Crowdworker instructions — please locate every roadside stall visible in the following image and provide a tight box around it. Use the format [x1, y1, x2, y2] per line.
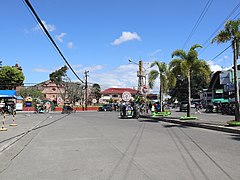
[0, 90, 17, 114]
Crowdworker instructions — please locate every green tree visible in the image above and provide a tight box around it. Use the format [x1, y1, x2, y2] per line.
[170, 44, 210, 117]
[0, 66, 24, 90]
[148, 61, 175, 111]
[90, 83, 101, 102]
[67, 82, 84, 104]
[212, 19, 240, 122]
[18, 87, 44, 100]
[49, 65, 68, 101]
[169, 60, 210, 102]
[49, 65, 68, 86]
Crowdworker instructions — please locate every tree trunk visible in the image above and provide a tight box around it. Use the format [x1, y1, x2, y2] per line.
[159, 77, 162, 112]
[187, 72, 191, 117]
[233, 40, 240, 121]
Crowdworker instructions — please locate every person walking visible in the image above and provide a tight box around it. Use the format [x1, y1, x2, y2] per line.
[195, 103, 201, 114]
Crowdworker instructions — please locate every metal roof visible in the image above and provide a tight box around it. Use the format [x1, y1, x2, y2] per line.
[0, 90, 17, 98]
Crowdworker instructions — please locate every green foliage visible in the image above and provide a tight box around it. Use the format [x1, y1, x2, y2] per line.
[90, 83, 101, 101]
[170, 44, 205, 117]
[0, 66, 24, 90]
[49, 65, 68, 85]
[148, 61, 169, 93]
[169, 77, 188, 102]
[212, 19, 240, 44]
[18, 87, 44, 99]
[148, 61, 170, 112]
[67, 83, 83, 104]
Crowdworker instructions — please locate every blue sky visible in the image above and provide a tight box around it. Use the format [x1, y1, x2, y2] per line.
[1, 0, 240, 90]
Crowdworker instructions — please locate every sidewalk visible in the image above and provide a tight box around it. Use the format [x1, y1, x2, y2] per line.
[140, 109, 240, 134]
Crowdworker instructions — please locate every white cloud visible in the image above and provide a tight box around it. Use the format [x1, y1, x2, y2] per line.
[34, 20, 56, 32]
[150, 49, 162, 57]
[67, 42, 74, 49]
[111, 32, 141, 45]
[74, 64, 105, 74]
[32, 68, 52, 73]
[223, 55, 228, 60]
[55, 33, 67, 42]
[70, 64, 139, 89]
[207, 60, 222, 72]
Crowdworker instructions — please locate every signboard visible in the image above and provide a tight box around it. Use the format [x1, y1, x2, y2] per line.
[122, 91, 132, 102]
[57, 97, 63, 105]
[215, 89, 223, 93]
[99, 98, 104, 103]
[220, 71, 230, 85]
[16, 103, 23, 110]
[25, 102, 32, 107]
[140, 85, 149, 95]
[92, 99, 97, 104]
[224, 83, 234, 91]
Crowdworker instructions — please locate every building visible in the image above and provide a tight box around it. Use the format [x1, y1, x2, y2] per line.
[100, 88, 138, 102]
[207, 67, 240, 103]
[34, 80, 91, 106]
[34, 80, 64, 104]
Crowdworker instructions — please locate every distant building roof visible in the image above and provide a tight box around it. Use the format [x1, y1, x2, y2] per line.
[101, 88, 137, 95]
[208, 71, 221, 90]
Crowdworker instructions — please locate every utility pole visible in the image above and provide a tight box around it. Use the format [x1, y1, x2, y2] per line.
[84, 70, 89, 111]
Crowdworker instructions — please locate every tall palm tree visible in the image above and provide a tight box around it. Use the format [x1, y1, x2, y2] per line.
[148, 61, 172, 112]
[212, 19, 240, 122]
[170, 44, 203, 117]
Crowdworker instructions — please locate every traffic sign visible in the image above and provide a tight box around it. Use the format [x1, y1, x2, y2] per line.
[140, 85, 149, 95]
[92, 99, 97, 104]
[122, 91, 132, 102]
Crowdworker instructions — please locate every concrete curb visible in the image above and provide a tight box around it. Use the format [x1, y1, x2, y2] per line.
[140, 115, 240, 134]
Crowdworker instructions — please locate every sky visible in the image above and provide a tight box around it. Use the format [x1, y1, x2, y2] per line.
[1, 0, 240, 92]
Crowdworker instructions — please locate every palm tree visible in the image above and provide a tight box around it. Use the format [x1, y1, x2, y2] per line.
[148, 61, 173, 112]
[212, 19, 240, 122]
[170, 44, 203, 117]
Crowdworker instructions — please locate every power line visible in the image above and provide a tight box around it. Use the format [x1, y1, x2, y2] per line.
[23, 0, 84, 83]
[199, 1, 240, 55]
[182, 0, 213, 49]
[211, 45, 231, 61]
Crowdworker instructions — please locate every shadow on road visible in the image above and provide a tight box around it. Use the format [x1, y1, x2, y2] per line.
[138, 119, 159, 123]
[230, 134, 240, 141]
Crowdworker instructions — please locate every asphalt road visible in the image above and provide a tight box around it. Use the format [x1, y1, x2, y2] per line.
[0, 112, 239, 180]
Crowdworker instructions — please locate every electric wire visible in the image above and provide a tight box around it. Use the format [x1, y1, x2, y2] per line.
[182, 0, 213, 50]
[22, 0, 84, 83]
[199, 1, 240, 55]
[211, 45, 232, 61]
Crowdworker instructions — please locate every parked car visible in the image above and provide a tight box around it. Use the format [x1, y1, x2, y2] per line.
[98, 104, 113, 111]
[179, 101, 188, 112]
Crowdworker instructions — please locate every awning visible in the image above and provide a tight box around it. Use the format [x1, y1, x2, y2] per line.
[17, 96, 24, 100]
[0, 90, 17, 99]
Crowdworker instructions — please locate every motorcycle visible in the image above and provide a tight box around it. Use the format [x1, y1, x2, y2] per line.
[35, 105, 45, 113]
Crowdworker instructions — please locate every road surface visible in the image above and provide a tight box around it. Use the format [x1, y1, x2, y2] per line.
[0, 112, 239, 180]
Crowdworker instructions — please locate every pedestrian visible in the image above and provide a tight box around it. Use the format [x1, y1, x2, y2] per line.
[195, 103, 201, 114]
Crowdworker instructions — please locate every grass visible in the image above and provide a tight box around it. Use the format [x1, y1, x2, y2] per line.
[152, 111, 171, 117]
[180, 116, 197, 120]
[227, 120, 240, 126]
